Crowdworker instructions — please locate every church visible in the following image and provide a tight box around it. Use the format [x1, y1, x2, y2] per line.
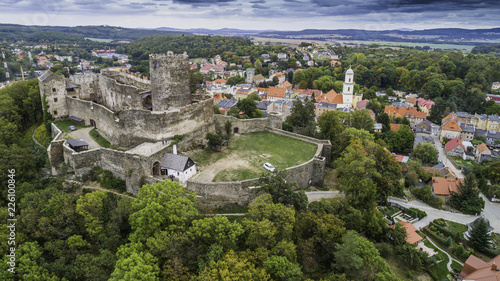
[316, 67, 363, 110]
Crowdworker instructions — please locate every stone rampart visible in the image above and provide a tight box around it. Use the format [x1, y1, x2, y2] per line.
[214, 115, 270, 134]
[186, 128, 330, 206]
[66, 96, 214, 148]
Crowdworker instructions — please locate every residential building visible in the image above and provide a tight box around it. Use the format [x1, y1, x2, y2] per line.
[389, 222, 423, 245]
[267, 100, 293, 115]
[460, 123, 475, 142]
[217, 99, 238, 115]
[416, 98, 435, 113]
[390, 123, 402, 132]
[384, 105, 427, 127]
[315, 102, 337, 117]
[445, 137, 466, 157]
[413, 135, 434, 149]
[476, 143, 492, 162]
[486, 93, 500, 104]
[492, 81, 500, 90]
[459, 254, 500, 280]
[475, 129, 500, 146]
[440, 116, 462, 141]
[415, 120, 433, 134]
[266, 87, 287, 102]
[432, 177, 462, 197]
[356, 99, 369, 110]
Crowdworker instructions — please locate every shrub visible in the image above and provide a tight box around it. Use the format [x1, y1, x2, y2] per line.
[455, 245, 465, 257]
[429, 225, 437, 232]
[444, 237, 452, 248]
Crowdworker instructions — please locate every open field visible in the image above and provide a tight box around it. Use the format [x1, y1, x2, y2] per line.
[188, 131, 317, 182]
[84, 37, 114, 42]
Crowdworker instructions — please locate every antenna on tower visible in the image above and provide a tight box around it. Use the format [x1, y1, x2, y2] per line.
[1, 48, 11, 83]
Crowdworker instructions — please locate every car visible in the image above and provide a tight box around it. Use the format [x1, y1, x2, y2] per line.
[68, 125, 77, 131]
[263, 163, 275, 172]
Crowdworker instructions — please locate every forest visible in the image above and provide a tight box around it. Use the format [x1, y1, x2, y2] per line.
[0, 24, 186, 43]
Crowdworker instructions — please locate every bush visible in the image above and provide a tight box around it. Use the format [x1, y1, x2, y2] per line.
[98, 170, 126, 193]
[455, 245, 465, 257]
[404, 207, 427, 219]
[376, 242, 393, 258]
[411, 186, 444, 209]
[429, 225, 437, 232]
[444, 237, 452, 248]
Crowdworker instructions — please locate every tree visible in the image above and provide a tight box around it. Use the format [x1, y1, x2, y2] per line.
[263, 255, 302, 281]
[411, 142, 438, 165]
[226, 75, 245, 86]
[333, 231, 395, 280]
[318, 110, 344, 142]
[350, 109, 374, 132]
[206, 133, 223, 150]
[110, 243, 160, 281]
[128, 180, 199, 243]
[197, 250, 269, 280]
[314, 75, 335, 93]
[186, 216, 244, 251]
[224, 120, 232, 137]
[449, 174, 485, 215]
[389, 223, 407, 246]
[76, 190, 107, 239]
[467, 218, 492, 253]
[257, 171, 308, 212]
[236, 98, 261, 118]
[285, 98, 315, 135]
[385, 125, 414, 153]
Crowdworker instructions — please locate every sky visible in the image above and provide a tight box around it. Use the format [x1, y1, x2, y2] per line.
[0, 0, 499, 31]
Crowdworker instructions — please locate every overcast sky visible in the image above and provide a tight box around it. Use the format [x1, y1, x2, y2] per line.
[0, 0, 498, 31]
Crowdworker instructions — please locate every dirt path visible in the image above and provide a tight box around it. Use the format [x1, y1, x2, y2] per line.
[32, 124, 45, 148]
[192, 154, 254, 182]
[81, 182, 135, 199]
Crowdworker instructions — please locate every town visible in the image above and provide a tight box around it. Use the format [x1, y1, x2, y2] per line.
[1, 23, 500, 281]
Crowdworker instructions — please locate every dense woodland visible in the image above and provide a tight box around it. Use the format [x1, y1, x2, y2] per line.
[1, 34, 500, 280]
[0, 24, 186, 43]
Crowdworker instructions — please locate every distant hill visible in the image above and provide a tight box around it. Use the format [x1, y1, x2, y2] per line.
[0, 24, 189, 43]
[471, 44, 500, 56]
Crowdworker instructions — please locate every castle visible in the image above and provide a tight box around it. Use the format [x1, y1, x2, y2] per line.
[40, 52, 330, 205]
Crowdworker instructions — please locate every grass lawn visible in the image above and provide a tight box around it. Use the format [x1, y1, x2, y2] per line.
[445, 221, 468, 239]
[34, 123, 52, 147]
[89, 128, 111, 148]
[53, 119, 89, 134]
[451, 260, 462, 273]
[191, 131, 317, 182]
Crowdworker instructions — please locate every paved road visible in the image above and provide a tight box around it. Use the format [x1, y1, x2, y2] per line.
[427, 133, 464, 178]
[388, 196, 478, 229]
[67, 127, 101, 150]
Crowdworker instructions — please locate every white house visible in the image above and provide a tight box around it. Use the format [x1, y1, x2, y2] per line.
[160, 152, 197, 184]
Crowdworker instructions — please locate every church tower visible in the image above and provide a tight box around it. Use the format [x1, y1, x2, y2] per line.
[342, 67, 354, 105]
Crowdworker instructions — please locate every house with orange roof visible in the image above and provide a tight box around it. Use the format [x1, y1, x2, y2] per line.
[266, 87, 287, 102]
[390, 123, 402, 132]
[293, 89, 322, 99]
[405, 97, 417, 106]
[317, 89, 342, 103]
[459, 254, 500, 280]
[270, 72, 286, 84]
[212, 79, 227, 86]
[475, 143, 492, 162]
[440, 116, 462, 141]
[281, 80, 292, 90]
[431, 177, 463, 197]
[384, 105, 427, 127]
[356, 99, 369, 110]
[212, 93, 224, 104]
[445, 137, 466, 156]
[389, 222, 423, 245]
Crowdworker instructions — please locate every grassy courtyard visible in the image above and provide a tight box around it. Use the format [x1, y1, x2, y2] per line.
[189, 131, 317, 182]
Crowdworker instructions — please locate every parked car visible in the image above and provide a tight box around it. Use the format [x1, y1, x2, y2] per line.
[68, 125, 77, 131]
[263, 163, 275, 172]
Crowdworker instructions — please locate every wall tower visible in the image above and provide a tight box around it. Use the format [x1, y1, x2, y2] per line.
[150, 52, 191, 111]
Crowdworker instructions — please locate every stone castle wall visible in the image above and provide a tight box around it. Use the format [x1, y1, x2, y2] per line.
[65, 96, 215, 148]
[214, 115, 271, 134]
[101, 70, 151, 90]
[70, 74, 100, 101]
[39, 73, 70, 119]
[150, 52, 191, 111]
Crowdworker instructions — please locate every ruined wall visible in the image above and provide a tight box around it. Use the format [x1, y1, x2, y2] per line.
[98, 74, 147, 111]
[102, 71, 151, 90]
[62, 139, 175, 195]
[66, 96, 215, 148]
[70, 74, 100, 101]
[39, 73, 69, 119]
[150, 52, 191, 111]
[214, 115, 270, 134]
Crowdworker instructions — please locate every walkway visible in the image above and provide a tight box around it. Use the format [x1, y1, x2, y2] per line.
[305, 191, 340, 202]
[427, 133, 464, 178]
[32, 124, 45, 149]
[66, 127, 101, 150]
[425, 234, 463, 272]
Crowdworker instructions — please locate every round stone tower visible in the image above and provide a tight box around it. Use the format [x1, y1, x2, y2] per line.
[150, 52, 191, 111]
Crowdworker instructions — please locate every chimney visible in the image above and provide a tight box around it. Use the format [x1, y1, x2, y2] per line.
[492, 262, 497, 271]
[173, 144, 177, 155]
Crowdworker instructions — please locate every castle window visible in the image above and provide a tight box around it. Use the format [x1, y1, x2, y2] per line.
[52, 88, 56, 92]
[54, 98, 58, 103]
[53, 110, 58, 116]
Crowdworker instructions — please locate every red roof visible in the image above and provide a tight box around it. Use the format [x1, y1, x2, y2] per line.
[445, 137, 465, 153]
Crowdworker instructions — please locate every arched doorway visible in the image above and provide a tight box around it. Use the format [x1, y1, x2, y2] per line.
[90, 119, 96, 128]
[152, 162, 161, 176]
